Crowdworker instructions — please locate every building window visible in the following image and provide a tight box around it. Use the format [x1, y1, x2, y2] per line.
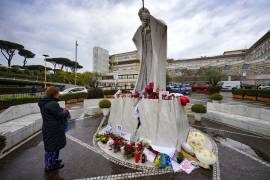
[242, 63, 250, 70]
[224, 65, 232, 70]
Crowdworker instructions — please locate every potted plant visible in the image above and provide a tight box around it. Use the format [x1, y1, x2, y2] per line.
[209, 93, 223, 103]
[191, 104, 207, 121]
[99, 99, 111, 116]
[0, 134, 6, 152]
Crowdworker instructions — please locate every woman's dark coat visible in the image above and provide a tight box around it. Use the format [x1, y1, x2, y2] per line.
[38, 96, 69, 152]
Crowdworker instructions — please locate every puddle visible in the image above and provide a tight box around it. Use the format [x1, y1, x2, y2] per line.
[216, 137, 260, 159]
[69, 106, 83, 109]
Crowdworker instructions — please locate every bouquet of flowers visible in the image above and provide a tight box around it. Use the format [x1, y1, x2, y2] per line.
[144, 82, 159, 99]
[132, 91, 140, 98]
[124, 143, 136, 159]
[112, 139, 124, 153]
[95, 133, 109, 144]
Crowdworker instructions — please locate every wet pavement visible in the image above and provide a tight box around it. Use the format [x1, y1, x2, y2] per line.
[189, 117, 270, 180]
[0, 116, 136, 180]
[0, 103, 270, 180]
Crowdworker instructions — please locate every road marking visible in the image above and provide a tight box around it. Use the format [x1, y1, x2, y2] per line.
[73, 170, 170, 180]
[66, 134, 97, 153]
[191, 125, 268, 139]
[222, 143, 270, 168]
[73, 117, 86, 121]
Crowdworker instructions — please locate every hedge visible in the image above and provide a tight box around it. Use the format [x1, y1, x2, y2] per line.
[103, 89, 118, 96]
[232, 89, 270, 98]
[258, 89, 270, 98]
[232, 89, 246, 96]
[0, 96, 40, 109]
[87, 88, 104, 99]
[59, 92, 87, 101]
[0, 92, 87, 110]
[245, 89, 258, 97]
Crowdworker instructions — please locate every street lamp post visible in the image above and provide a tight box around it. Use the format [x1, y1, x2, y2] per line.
[43, 54, 49, 89]
[75, 40, 78, 85]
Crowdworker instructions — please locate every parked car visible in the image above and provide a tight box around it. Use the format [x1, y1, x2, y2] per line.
[220, 81, 241, 90]
[166, 85, 192, 95]
[191, 83, 209, 91]
[59, 87, 87, 94]
[258, 84, 270, 89]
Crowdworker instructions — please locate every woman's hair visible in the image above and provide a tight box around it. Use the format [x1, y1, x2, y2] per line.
[45, 86, 59, 97]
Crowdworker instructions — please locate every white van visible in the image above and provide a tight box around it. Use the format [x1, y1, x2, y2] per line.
[220, 81, 241, 90]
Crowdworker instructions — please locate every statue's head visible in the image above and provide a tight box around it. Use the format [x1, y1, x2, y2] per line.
[138, 7, 150, 27]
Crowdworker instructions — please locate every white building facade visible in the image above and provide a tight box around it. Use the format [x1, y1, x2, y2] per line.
[93, 47, 109, 73]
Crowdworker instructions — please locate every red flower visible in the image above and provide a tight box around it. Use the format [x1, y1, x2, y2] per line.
[133, 91, 140, 98]
[149, 82, 154, 89]
[145, 85, 151, 92]
[148, 93, 155, 99]
[180, 96, 190, 106]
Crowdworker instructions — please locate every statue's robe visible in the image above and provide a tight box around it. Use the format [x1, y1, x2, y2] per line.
[133, 15, 167, 92]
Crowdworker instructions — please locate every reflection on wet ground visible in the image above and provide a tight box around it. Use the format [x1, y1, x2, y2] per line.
[216, 137, 260, 159]
[189, 117, 270, 163]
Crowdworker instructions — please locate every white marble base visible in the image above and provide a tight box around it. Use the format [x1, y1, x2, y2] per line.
[0, 101, 65, 153]
[205, 102, 270, 137]
[83, 99, 105, 116]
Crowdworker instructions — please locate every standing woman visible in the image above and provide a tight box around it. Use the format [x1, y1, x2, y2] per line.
[38, 86, 70, 172]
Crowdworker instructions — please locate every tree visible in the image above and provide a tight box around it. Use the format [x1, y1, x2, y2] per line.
[58, 58, 72, 70]
[25, 65, 52, 71]
[45, 58, 58, 73]
[18, 49, 35, 67]
[204, 67, 224, 86]
[11, 65, 23, 69]
[69, 61, 83, 72]
[45, 57, 78, 73]
[166, 72, 172, 85]
[0, 40, 24, 67]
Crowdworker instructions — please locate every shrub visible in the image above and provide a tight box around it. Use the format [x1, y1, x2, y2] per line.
[103, 89, 118, 96]
[191, 104, 207, 113]
[0, 92, 87, 110]
[205, 68, 224, 86]
[258, 89, 270, 98]
[0, 134, 7, 151]
[99, 99, 111, 108]
[209, 93, 223, 101]
[232, 89, 270, 99]
[245, 89, 258, 97]
[59, 92, 87, 101]
[208, 86, 222, 94]
[87, 88, 104, 99]
[0, 96, 40, 110]
[232, 89, 246, 97]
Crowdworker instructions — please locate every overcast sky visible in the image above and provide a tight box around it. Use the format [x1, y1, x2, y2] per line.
[0, 0, 270, 71]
